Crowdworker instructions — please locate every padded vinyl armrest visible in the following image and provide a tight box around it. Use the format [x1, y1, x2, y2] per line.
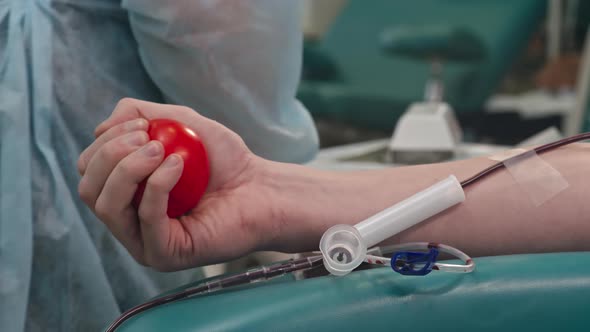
[115, 252, 590, 332]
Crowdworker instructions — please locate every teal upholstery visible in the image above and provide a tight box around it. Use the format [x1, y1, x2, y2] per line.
[380, 26, 486, 62]
[115, 252, 590, 331]
[299, 0, 547, 130]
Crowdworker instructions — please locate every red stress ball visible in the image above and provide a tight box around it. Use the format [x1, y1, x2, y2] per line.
[133, 119, 210, 218]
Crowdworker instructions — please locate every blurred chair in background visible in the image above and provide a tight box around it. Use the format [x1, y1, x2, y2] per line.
[299, 0, 547, 131]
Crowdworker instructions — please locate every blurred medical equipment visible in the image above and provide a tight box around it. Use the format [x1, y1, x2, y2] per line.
[369, 26, 564, 166]
[0, 1, 316, 330]
[298, 0, 546, 131]
[388, 104, 462, 163]
[382, 25, 483, 163]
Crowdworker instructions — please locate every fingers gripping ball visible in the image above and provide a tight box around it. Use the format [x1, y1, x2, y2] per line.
[133, 119, 210, 218]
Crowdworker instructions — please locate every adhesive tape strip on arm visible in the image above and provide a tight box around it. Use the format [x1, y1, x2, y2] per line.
[487, 148, 528, 162]
[495, 150, 569, 207]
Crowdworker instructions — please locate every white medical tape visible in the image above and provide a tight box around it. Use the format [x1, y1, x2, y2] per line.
[501, 150, 569, 206]
[487, 148, 528, 162]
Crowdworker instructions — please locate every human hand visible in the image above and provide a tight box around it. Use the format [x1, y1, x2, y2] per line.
[78, 98, 280, 271]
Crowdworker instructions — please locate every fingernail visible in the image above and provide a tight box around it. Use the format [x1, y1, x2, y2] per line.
[125, 118, 148, 131]
[126, 132, 149, 146]
[140, 141, 162, 157]
[162, 154, 182, 168]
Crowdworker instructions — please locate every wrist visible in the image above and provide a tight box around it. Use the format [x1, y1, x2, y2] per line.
[251, 158, 328, 252]
[252, 159, 395, 253]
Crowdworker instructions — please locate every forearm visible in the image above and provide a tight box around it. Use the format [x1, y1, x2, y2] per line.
[259, 144, 590, 256]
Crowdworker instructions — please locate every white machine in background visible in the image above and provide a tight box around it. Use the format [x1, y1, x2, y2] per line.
[386, 54, 463, 165]
[388, 101, 462, 164]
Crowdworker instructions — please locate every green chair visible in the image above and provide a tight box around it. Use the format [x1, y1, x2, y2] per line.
[114, 252, 590, 331]
[298, 0, 547, 130]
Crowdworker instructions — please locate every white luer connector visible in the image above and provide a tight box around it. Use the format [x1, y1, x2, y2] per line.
[319, 175, 465, 276]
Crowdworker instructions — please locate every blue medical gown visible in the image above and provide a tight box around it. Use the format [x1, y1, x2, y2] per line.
[0, 0, 318, 331]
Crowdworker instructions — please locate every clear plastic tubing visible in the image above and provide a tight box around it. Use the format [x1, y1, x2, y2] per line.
[320, 175, 465, 276]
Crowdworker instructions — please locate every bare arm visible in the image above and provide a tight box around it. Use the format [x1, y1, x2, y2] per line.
[258, 143, 590, 257]
[80, 99, 590, 271]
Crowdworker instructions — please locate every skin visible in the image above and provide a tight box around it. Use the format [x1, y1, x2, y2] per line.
[78, 98, 590, 272]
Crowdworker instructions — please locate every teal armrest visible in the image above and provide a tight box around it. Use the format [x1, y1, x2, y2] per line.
[380, 25, 486, 62]
[116, 252, 590, 332]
